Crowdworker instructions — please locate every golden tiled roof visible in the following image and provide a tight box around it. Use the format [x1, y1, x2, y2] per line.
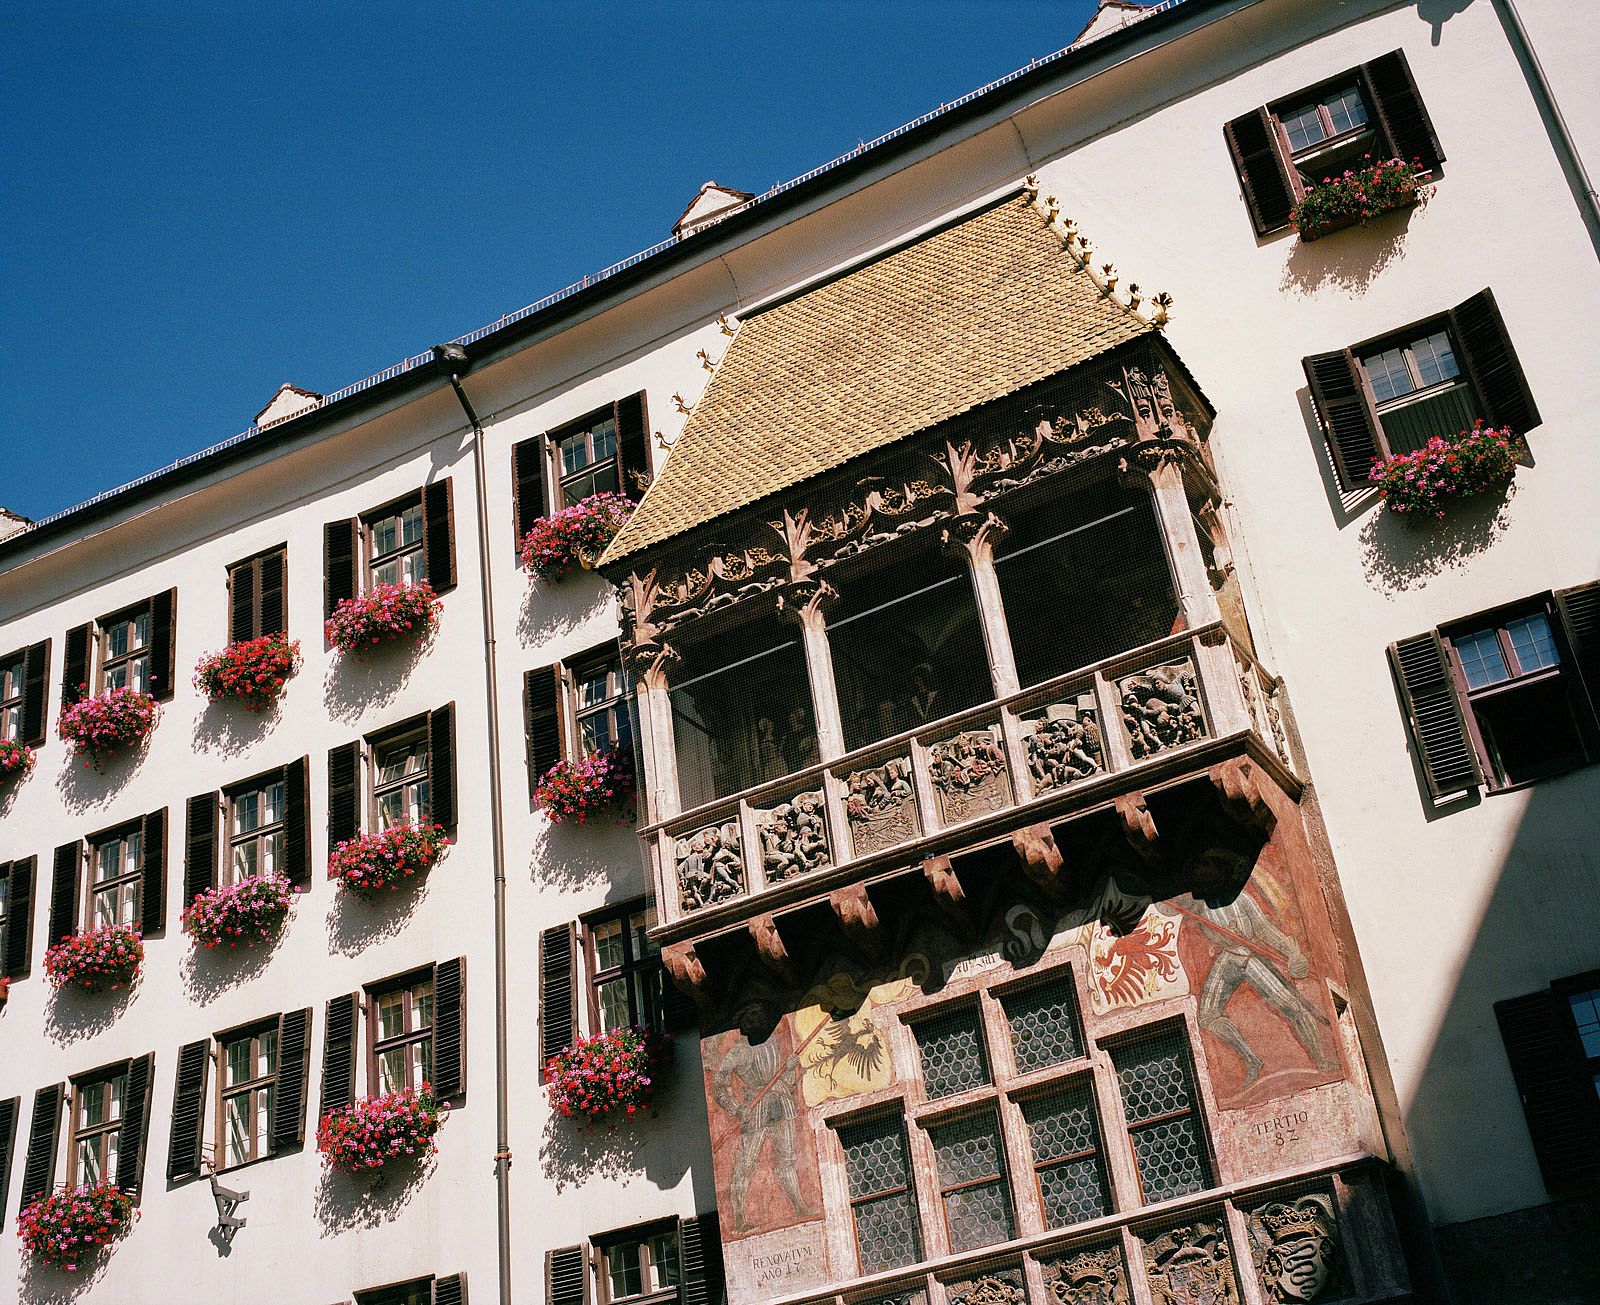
[601, 193, 1152, 564]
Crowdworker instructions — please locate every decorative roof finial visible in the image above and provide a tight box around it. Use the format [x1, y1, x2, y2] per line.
[673, 392, 690, 414]
[716, 314, 735, 336]
[697, 349, 715, 371]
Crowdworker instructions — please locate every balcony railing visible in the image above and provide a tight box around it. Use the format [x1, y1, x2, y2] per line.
[644, 621, 1296, 937]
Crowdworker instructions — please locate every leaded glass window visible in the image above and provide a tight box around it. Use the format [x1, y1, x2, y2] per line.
[928, 1110, 1015, 1253]
[840, 1115, 922, 1275]
[1024, 1083, 1110, 1228]
[914, 1007, 989, 1099]
[1111, 1028, 1211, 1202]
[1003, 977, 1084, 1074]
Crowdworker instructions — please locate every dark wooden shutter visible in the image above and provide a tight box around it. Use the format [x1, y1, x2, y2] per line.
[19, 1084, 63, 1204]
[1304, 349, 1384, 491]
[271, 1007, 313, 1152]
[425, 478, 458, 593]
[1389, 633, 1483, 797]
[322, 992, 359, 1114]
[430, 703, 458, 829]
[324, 518, 358, 620]
[512, 436, 548, 545]
[1555, 582, 1600, 748]
[1450, 288, 1541, 434]
[432, 957, 466, 1100]
[21, 639, 50, 746]
[539, 923, 579, 1077]
[167, 1039, 211, 1181]
[433, 1275, 467, 1305]
[1496, 988, 1600, 1196]
[259, 547, 287, 637]
[327, 741, 361, 851]
[525, 665, 564, 797]
[679, 1212, 727, 1305]
[1363, 50, 1444, 174]
[546, 1246, 589, 1305]
[62, 623, 90, 707]
[184, 793, 219, 906]
[140, 807, 167, 937]
[1225, 108, 1297, 235]
[3, 856, 34, 978]
[0, 1096, 18, 1224]
[149, 587, 177, 702]
[115, 1052, 155, 1195]
[616, 390, 652, 501]
[229, 557, 259, 644]
[284, 755, 311, 884]
[50, 840, 81, 943]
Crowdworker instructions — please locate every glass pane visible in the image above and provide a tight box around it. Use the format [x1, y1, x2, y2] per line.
[1038, 1154, 1110, 1228]
[373, 556, 403, 587]
[260, 1028, 278, 1076]
[233, 790, 260, 836]
[262, 829, 284, 876]
[1025, 1087, 1108, 1227]
[631, 913, 658, 957]
[379, 738, 427, 783]
[231, 839, 260, 881]
[225, 1094, 250, 1166]
[562, 463, 620, 506]
[377, 789, 407, 830]
[106, 620, 130, 659]
[226, 1038, 253, 1086]
[597, 978, 631, 1033]
[1130, 1115, 1209, 1201]
[0, 657, 23, 699]
[943, 1180, 1014, 1252]
[1569, 989, 1600, 1059]
[1362, 346, 1415, 404]
[853, 1192, 922, 1274]
[841, 1116, 910, 1197]
[105, 661, 128, 690]
[377, 991, 407, 1040]
[1004, 977, 1084, 1073]
[77, 1138, 103, 1185]
[1113, 1031, 1197, 1126]
[930, 1112, 1005, 1188]
[606, 1240, 643, 1299]
[592, 418, 618, 462]
[1455, 629, 1510, 690]
[1411, 330, 1460, 387]
[1, 702, 19, 741]
[647, 1229, 680, 1289]
[415, 1040, 434, 1090]
[1324, 85, 1368, 134]
[412, 979, 434, 1030]
[96, 841, 119, 882]
[260, 1084, 274, 1151]
[378, 1046, 408, 1094]
[1507, 614, 1559, 674]
[930, 1110, 1015, 1250]
[399, 504, 423, 546]
[578, 668, 614, 711]
[915, 1008, 990, 1099]
[80, 1087, 104, 1128]
[593, 918, 625, 971]
[1281, 103, 1327, 153]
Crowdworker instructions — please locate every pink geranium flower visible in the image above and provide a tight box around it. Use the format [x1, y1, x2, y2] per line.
[194, 633, 301, 710]
[57, 686, 159, 768]
[328, 823, 449, 895]
[1369, 421, 1524, 519]
[534, 748, 635, 825]
[317, 1085, 448, 1174]
[181, 874, 294, 950]
[518, 493, 634, 583]
[43, 924, 143, 991]
[324, 581, 441, 656]
[545, 1026, 672, 1128]
[16, 1181, 137, 1270]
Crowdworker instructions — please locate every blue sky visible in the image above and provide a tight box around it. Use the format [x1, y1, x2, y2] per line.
[2, 1, 1099, 521]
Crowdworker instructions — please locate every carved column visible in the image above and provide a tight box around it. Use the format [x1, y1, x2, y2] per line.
[1120, 444, 1221, 630]
[626, 643, 682, 824]
[942, 510, 1021, 698]
[776, 578, 846, 762]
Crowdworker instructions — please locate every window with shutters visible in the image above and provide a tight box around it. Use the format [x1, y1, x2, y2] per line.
[598, 1223, 681, 1304]
[372, 723, 432, 830]
[511, 392, 651, 551]
[525, 647, 636, 801]
[585, 902, 668, 1035]
[367, 494, 426, 588]
[557, 410, 622, 507]
[218, 1022, 277, 1169]
[1224, 50, 1442, 236]
[70, 1067, 127, 1185]
[225, 774, 287, 883]
[0, 651, 24, 741]
[1304, 289, 1540, 492]
[99, 604, 152, 694]
[0, 640, 48, 748]
[574, 651, 633, 757]
[226, 544, 288, 641]
[370, 970, 436, 1094]
[329, 707, 456, 848]
[1568, 983, 1600, 1106]
[356, 1278, 433, 1305]
[325, 481, 455, 619]
[63, 590, 176, 705]
[88, 823, 144, 929]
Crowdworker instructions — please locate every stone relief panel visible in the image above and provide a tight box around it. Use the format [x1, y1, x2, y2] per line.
[1142, 1219, 1241, 1305]
[927, 725, 1011, 825]
[943, 1266, 1026, 1305]
[675, 820, 746, 913]
[1039, 1244, 1131, 1304]
[756, 790, 831, 883]
[1022, 694, 1105, 793]
[844, 755, 919, 856]
[1118, 658, 1206, 759]
[1245, 1190, 1344, 1303]
[852, 1290, 928, 1305]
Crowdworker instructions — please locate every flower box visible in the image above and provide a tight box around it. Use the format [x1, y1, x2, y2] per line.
[519, 492, 635, 583]
[194, 633, 301, 710]
[181, 874, 294, 950]
[57, 686, 159, 768]
[1369, 421, 1525, 520]
[328, 823, 449, 895]
[1291, 156, 1428, 242]
[534, 749, 635, 825]
[16, 1181, 137, 1271]
[0, 974, 10, 1006]
[317, 1085, 448, 1175]
[325, 580, 441, 656]
[44, 925, 144, 992]
[545, 1025, 672, 1127]
[0, 737, 35, 780]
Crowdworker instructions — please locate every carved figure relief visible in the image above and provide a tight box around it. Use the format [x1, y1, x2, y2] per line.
[1118, 659, 1205, 759]
[676, 821, 746, 913]
[1143, 1221, 1241, 1305]
[927, 726, 1010, 824]
[1024, 697, 1104, 792]
[1247, 1192, 1343, 1302]
[1040, 1245, 1131, 1304]
[945, 1268, 1026, 1305]
[755, 791, 830, 883]
[845, 756, 918, 856]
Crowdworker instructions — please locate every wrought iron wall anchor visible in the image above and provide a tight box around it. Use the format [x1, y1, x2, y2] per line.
[209, 1172, 249, 1244]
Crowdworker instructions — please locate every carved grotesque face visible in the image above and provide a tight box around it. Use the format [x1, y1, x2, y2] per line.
[1151, 370, 1181, 432]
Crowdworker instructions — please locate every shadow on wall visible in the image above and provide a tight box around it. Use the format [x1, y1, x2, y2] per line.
[1357, 481, 1518, 597]
[313, 1151, 438, 1238]
[179, 916, 294, 1006]
[42, 979, 140, 1048]
[321, 634, 434, 725]
[537, 1064, 704, 1196]
[325, 870, 436, 959]
[53, 742, 146, 815]
[15, 1251, 114, 1303]
[191, 696, 279, 758]
[1416, 0, 1475, 47]
[515, 570, 615, 650]
[529, 816, 642, 896]
[1280, 205, 1416, 298]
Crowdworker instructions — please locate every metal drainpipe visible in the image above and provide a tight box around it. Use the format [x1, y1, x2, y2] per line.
[432, 342, 514, 1305]
[1494, 0, 1600, 259]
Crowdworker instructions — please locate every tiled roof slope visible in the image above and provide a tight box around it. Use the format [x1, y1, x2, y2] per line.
[602, 194, 1152, 564]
